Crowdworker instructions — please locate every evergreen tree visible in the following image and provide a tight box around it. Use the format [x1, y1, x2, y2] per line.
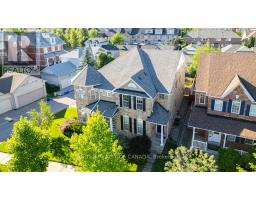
[80, 46, 95, 67]
[76, 28, 88, 47]
[110, 32, 125, 45]
[88, 28, 99, 38]
[69, 28, 78, 48]
[96, 51, 114, 69]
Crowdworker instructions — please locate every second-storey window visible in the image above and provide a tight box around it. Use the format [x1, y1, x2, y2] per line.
[123, 115, 129, 130]
[199, 95, 205, 104]
[214, 100, 223, 111]
[231, 100, 241, 114]
[137, 119, 143, 135]
[249, 104, 256, 117]
[159, 94, 165, 100]
[91, 89, 97, 99]
[136, 97, 143, 110]
[123, 95, 130, 108]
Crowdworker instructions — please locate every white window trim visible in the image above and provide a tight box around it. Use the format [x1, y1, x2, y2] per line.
[249, 104, 256, 117]
[226, 135, 236, 142]
[231, 100, 241, 114]
[199, 94, 206, 105]
[122, 95, 130, 108]
[123, 115, 129, 131]
[136, 97, 143, 111]
[214, 100, 223, 111]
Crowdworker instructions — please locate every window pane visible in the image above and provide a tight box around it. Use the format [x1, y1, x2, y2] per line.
[136, 98, 143, 110]
[199, 95, 205, 104]
[214, 100, 223, 111]
[137, 119, 143, 135]
[123, 95, 130, 108]
[249, 104, 256, 117]
[231, 100, 241, 114]
[123, 115, 129, 130]
[227, 135, 236, 142]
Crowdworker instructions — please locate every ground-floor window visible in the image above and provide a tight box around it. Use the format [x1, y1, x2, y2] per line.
[226, 135, 236, 142]
[123, 115, 129, 131]
[137, 119, 143, 135]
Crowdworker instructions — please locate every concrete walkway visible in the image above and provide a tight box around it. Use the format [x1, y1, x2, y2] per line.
[0, 152, 75, 172]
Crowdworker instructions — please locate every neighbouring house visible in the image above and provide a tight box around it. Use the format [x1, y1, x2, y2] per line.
[0, 31, 65, 67]
[0, 72, 47, 115]
[72, 46, 186, 147]
[183, 29, 241, 47]
[188, 52, 256, 154]
[59, 47, 84, 66]
[41, 61, 77, 90]
[85, 38, 120, 61]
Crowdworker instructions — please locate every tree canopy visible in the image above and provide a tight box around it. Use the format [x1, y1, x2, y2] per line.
[110, 32, 125, 45]
[187, 42, 220, 77]
[164, 146, 217, 172]
[70, 111, 136, 172]
[80, 47, 95, 67]
[96, 51, 114, 69]
[9, 117, 50, 172]
[88, 28, 99, 38]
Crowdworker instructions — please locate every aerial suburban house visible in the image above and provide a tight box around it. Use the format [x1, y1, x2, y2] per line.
[59, 47, 84, 67]
[184, 29, 241, 47]
[188, 52, 256, 154]
[0, 72, 47, 115]
[72, 46, 186, 147]
[221, 44, 254, 53]
[85, 38, 120, 61]
[40, 61, 78, 90]
[0, 31, 65, 67]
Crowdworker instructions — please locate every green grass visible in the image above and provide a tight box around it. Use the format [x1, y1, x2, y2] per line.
[0, 164, 9, 172]
[54, 107, 78, 119]
[0, 140, 11, 153]
[151, 138, 177, 172]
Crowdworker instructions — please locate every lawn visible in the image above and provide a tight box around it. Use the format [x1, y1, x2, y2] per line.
[0, 108, 78, 165]
[151, 138, 177, 172]
[0, 164, 9, 172]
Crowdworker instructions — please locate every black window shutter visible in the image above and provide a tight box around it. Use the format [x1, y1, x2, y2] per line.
[227, 99, 232, 113]
[210, 99, 215, 110]
[245, 104, 251, 116]
[133, 96, 137, 110]
[240, 101, 245, 115]
[143, 98, 146, 111]
[119, 94, 123, 107]
[129, 117, 132, 132]
[143, 121, 146, 136]
[222, 101, 227, 112]
[134, 119, 137, 134]
[128, 96, 132, 109]
[120, 116, 123, 130]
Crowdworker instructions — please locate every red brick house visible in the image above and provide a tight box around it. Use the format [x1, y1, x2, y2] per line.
[188, 52, 256, 154]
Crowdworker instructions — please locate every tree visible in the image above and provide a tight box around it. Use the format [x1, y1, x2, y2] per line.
[88, 28, 99, 38]
[27, 100, 54, 130]
[69, 28, 78, 48]
[70, 111, 136, 172]
[96, 52, 114, 69]
[110, 32, 125, 45]
[248, 36, 255, 48]
[218, 148, 241, 172]
[76, 28, 88, 47]
[187, 42, 220, 77]
[9, 117, 50, 172]
[64, 28, 72, 47]
[237, 146, 256, 172]
[80, 47, 95, 67]
[164, 146, 217, 172]
[52, 28, 65, 41]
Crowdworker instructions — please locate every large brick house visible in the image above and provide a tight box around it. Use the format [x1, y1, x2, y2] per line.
[72, 46, 186, 146]
[0, 31, 65, 67]
[188, 52, 256, 154]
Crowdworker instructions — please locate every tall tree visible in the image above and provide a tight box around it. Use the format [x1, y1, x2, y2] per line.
[69, 28, 78, 48]
[76, 28, 88, 47]
[80, 46, 95, 67]
[96, 51, 114, 69]
[70, 111, 136, 172]
[88, 28, 99, 38]
[248, 36, 255, 48]
[52, 28, 65, 41]
[64, 28, 72, 47]
[165, 146, 217, 172]
[27, 100, 54, 130]
[110, 32, 125, 45]
[9, 117, 50, 172]
[187, 42, 220, 77]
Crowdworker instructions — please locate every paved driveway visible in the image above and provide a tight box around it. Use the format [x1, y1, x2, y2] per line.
[0, 91, 76, 142]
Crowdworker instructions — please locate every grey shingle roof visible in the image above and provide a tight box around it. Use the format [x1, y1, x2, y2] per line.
[147, 102, 171, 125]
[101, 44, 119, 51]
[59, 48, 84, 59]
[185, 29, 241, 39]
[0, 76, 13, 94]
[41, 61, 77, 76]
[114, 89, 149, 98]
[86, 100, 118, 118]
[188, 106, 256, 139]
[221, 44, 253, 53]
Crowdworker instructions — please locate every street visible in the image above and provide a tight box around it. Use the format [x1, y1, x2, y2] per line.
[0, 91, 76, 142]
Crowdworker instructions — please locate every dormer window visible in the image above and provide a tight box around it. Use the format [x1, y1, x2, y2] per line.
[231, 100, 241, 114]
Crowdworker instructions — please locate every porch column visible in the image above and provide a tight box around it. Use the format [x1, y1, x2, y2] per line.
[110, 118, 113, 132]
[223, 134, 227, 148]
[191, 127, 195, 148]
[160, 125, 164, 146]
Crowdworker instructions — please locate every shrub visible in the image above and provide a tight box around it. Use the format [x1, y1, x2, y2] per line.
[50, 137, 71, 163]
[45, 83, 60, 94]
[218, 148, 241, 172]
[125, 136, 151, 165]
[62, 121, 83, 138]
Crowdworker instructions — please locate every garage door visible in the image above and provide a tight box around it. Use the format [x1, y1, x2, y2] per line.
[0, 98, 12, 115]
[60, 78, 71, 89]
[17, 88, 45, 108]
